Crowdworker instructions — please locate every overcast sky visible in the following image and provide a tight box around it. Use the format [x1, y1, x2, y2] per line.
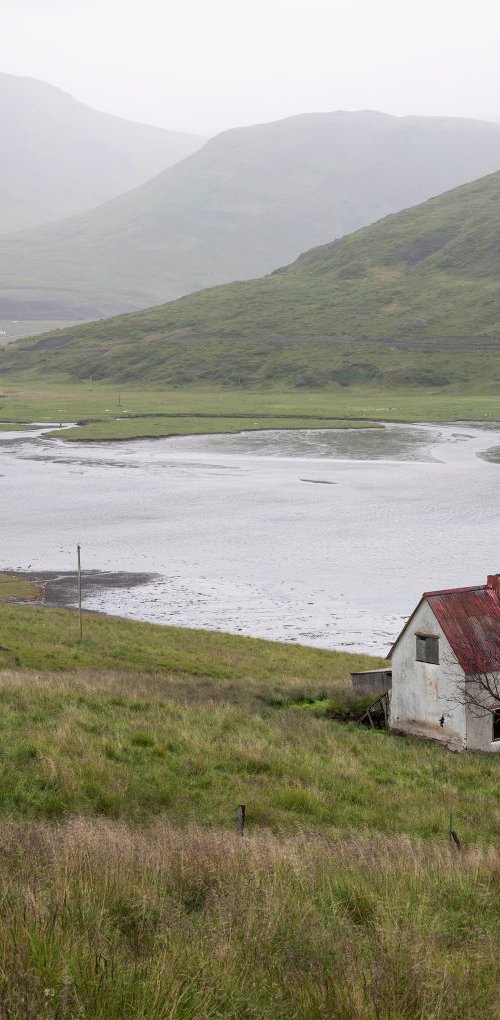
[0, 0, 498, 136]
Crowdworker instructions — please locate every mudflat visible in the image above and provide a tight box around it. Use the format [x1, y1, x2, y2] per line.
[1, 421, 500, 653]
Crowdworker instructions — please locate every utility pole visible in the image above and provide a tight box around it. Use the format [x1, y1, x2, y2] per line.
[77, 543, 83, 639]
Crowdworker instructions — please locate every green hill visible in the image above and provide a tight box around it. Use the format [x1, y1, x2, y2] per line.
[0, 72, 204, 236]
[5, 170, 500, 390]
[4, 110, 500, 320]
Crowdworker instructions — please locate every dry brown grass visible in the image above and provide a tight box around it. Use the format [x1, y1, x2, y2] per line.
[0, 818, 497, 1018]
[0, 668, 182, 698]
[0, 665, 352, 707]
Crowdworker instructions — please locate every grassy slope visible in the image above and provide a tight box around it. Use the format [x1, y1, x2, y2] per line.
[0, 601, 499, 1014]
[0, 602, 498, 842]
[0, 601, 375, 680]
[4, 172, 500, 394]
[4, 112, 500, 317]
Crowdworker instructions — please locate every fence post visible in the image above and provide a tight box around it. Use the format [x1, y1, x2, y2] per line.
[449, 811, 461, 849]
[237, 804, 246, 837]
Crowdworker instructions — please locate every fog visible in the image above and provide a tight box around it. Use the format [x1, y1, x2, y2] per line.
[0, 0, 498, 135]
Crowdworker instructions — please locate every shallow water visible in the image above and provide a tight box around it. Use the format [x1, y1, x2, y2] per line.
[1, 421, 500, 654]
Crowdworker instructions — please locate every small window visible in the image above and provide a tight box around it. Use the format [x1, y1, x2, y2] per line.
[416, 635, 439, 664]
[492, 710, 500, 742]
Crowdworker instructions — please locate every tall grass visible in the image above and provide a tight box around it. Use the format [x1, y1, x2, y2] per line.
[0, 818, 497, 1018]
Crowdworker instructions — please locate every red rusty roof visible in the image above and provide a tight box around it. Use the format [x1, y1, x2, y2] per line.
[390, 576, 500, 673]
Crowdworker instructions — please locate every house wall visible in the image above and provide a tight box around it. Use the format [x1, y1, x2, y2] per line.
[466, 674, 500, 752]
[390, 600, 466, 750]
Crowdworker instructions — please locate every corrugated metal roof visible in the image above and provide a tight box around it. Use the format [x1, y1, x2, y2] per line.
[389, 576, 500, 673]
[426, 584, 500, 673]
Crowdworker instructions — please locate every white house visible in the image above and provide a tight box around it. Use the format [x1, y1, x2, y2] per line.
[389, 574, 500, 752]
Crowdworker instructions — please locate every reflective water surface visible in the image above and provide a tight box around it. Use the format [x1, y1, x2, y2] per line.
[1, 422, 499, 654]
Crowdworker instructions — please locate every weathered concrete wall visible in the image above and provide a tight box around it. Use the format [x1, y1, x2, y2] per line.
[390, 600, 466, 750]
[466, 676, 500, 752]
[351, 669, 392, 695]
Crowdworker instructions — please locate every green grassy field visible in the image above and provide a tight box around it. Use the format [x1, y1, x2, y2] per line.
[2, 378, 500, 442]
[0, 599, 499, 1015]
[45, 415, 377, 442]
[0, 571, 40, 600]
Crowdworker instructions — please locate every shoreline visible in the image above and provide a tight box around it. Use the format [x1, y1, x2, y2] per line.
[3, 415, 500, 446]
[0, 416, 381, 445]
[1, 569, 157, 613]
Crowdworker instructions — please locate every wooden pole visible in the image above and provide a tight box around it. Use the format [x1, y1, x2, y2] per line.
[449, 811, 461, 850]
[237, 804, 246, 837]
[77, 543, 83, 639]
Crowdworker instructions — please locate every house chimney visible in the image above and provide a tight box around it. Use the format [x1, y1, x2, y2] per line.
[487, 574, 500, 597]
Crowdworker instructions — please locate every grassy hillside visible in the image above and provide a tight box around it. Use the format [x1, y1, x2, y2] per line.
[5, 170, 500, 391]
[0, 600, 498, 1014]
[0, 599, 497, 841]
[4, 110, 500, 318]
[0, 72, 204, 237]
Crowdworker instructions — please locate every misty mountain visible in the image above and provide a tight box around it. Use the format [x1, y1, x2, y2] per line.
[7, 169, 500, 390]
[3, 110, 500, 320]
[0, 72, 204, 235]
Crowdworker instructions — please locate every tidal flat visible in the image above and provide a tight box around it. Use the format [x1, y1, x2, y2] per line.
[1, 421, 500, 653]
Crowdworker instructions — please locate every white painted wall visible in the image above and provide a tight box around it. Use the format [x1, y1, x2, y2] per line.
[390, 599, 466, 750]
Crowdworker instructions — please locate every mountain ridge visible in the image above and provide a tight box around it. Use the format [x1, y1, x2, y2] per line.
[0, 71, 204, 236]
[4, 110, 500, 319]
